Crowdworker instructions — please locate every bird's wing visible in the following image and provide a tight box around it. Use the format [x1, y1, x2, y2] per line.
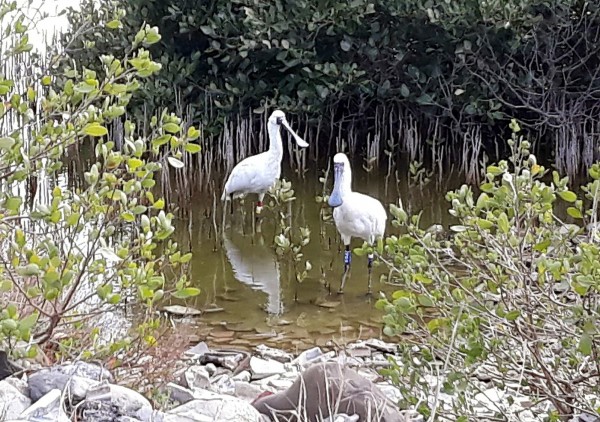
[222, 154, 266, 197]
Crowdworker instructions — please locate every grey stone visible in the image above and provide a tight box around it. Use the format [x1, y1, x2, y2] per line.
[167, 389, 262, 422]
[291, 347, 324, 367]
[166, 382, 195, 405]
[266, 377, 294, 390]
[212, 374, 235, 395]
[364, 339, 397, 354]
[86, 382, 153, 421]
[19, 389, 69, 422]
[204, 363, 217, 376]
[234, 381, 264, 403]
[249, 357, 285, 380]
[27, 361, 111, 402]
[252, 362, 404, 422]
[184, 341, 210, 359]
[579, 413, 600, 422]
[232, 370, 251, 382]
[0, 378, 31, 420]
[323, 415, 360, 422]
[254, 344, 293, 363]
[77, 400, 120, 422]
[0, 351, 21, 381]
[184, 365, 211, 390]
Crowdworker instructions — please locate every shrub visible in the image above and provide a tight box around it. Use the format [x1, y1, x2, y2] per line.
[376, 121, 600, 419]
[0, 2, 201, 362]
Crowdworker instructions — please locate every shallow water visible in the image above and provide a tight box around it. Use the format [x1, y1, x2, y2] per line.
[165, 163, 458, 351]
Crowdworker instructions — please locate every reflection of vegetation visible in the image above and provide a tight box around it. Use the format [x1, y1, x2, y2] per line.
[268, 179, 312, 301]
[0, 4, 199, 362]
[63, 0, 600, 179]
[378, 121, 600, 419]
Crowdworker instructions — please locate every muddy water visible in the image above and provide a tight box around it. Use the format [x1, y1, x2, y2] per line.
[164, 162, 458, 352]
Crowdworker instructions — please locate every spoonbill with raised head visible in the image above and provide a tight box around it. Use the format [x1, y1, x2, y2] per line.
[221, 110, 308, 214]
[328, 152, 387, 294]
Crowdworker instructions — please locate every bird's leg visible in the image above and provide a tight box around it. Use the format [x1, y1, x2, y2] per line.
[256, 193, 265, 215]
[339, 245, 351, 294]
[367, 252, 374, 295]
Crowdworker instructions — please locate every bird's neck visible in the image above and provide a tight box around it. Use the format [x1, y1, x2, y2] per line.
[339, 167, 352, 194]
[267, 123, 283, 159]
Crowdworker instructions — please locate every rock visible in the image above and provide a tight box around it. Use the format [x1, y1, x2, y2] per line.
[0, 351, 21, 381]
[161, 305, 202, 316]
[400, 409, 425, 422]
[85, 382, 153, 421]
[377, 382, 402, 403]
[252, 362, 404, 422]
[184, 365, 211, 390]
[19, 389, 69, 422]
[266, 377, 294, 390]
[364, 339, 397, 354]
[323, 415, 360, 422]
[27, 361, 113, 402]
[249, 357, 285, 380]
[234, 381, 264, 403]
[580, 414, 600, 422]
[167, 388, 262, 421]
[28, 371, 100, 402]
[0, 378, 31, 419]
[212, 373, 235, 395]
[232, 370, 251, 382]
[199, 350, 248, 371]
[292, 346, 322, 366]
[254, 344, 293, 363]
[184, 341, 210, 359]
[166, 382, 195, 405]
[205, 363, 217, 376]
[77, 400, 120, 421]
[346, 345, 371, 358]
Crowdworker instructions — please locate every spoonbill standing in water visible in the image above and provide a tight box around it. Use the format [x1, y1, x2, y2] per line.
[221, 110, 308, 214]
[328, 152, 387, 294]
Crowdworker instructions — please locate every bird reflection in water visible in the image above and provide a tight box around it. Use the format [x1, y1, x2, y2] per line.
[222, 230, 282, 315]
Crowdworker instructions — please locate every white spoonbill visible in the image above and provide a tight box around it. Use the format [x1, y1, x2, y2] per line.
[328, 152, 387, 294]
[221, 110, 308, 214]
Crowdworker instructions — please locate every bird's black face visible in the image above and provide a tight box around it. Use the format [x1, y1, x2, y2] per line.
[276, 117, 283, 125]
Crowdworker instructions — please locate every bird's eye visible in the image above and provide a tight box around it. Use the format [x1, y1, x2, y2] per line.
[276, 117, 283, 125]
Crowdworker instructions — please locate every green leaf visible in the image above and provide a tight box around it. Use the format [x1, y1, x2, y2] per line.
[578, 333, 592, 356]
[19, 312, 38, 330]
[106, 19, 121, 29]
[184, 143, 201, 154]
[173, 287, 201, 299]
[83, 123, 108, 137]
[567, 207, 582, 219]
[417, 294, 434, 307]
[163, 122, 180, 134]
[0, 280, 13, 292]
[498, 212, 510, 234]
[505, 309, 520, 321]
[558, 191, 577, 203]
[0, 136, 15, 150]
[16, 264, 40, 276]
[533, 240, 551, 252]
[127, 158, 143, 170]
[5, 196, 22, 211]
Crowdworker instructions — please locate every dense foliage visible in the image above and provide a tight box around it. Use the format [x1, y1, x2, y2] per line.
[62, 0, 600, 178]
[374, 122, 600, 419]
[0, 3, 200, 361]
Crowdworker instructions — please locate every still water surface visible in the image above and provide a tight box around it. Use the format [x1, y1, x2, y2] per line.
[166, 163, 458, 351]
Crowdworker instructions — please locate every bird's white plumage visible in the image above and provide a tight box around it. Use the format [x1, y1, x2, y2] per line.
[333, 192, 387, 244]
[329, 153, 387, 245]
[221, 110, 307, 202]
